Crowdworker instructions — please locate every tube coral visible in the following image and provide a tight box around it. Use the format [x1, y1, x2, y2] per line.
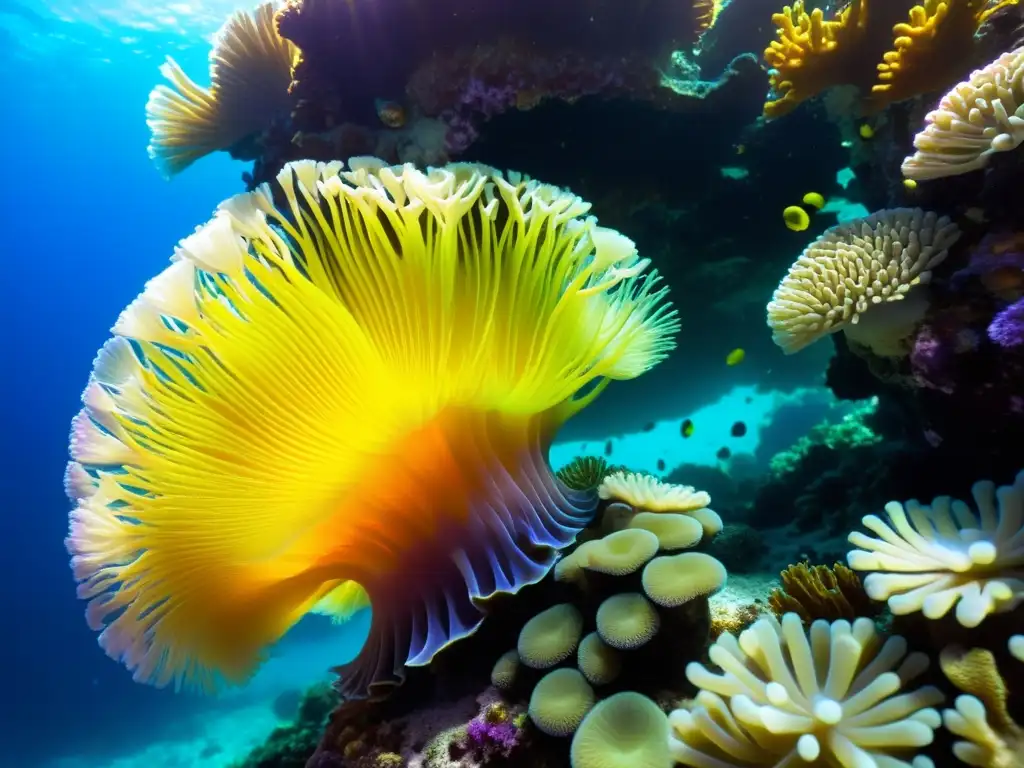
[63, 158, 679, 697]
[145, 2, 297, 177]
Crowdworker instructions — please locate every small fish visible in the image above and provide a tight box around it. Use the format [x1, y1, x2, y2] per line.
[783, 205, 809, 232]
[716, 446, 731, 460]
[375, 99, 406, 128]
[656, 458, 666, 471]
[680, 419, 695, 438]
[604, 440, 613, 456]
[735, 143, 746, 155]
[731, 421, 747, 437]
[725, 348, 745, 366]
[801, 191, 825, 210]
[859, 123, 875, 140]
[903, 178, 918, 190]
[642, 421, 655, 432]
[744, 396, 753, 404]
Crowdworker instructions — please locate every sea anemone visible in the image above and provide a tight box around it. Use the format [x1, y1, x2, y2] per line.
[847, 470, 1024, 627]
[767, 208, 961, 356]
[670, 613, 944, 767]
[64, 158, 678, 697]
[902, 45, 1024, 180]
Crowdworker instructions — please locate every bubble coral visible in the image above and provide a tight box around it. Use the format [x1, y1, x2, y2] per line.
[767, 208, 961, 357]
[63, 158, 679, 697]
[145, 2, 296, 177]
[901, 45, 1024, 180]
[847, 470, 1024, 628]
[669, 613, 945, 768]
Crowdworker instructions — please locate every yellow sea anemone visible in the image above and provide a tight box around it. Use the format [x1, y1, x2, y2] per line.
[146, 2, 297, 178]
[64, 158, 679, 696]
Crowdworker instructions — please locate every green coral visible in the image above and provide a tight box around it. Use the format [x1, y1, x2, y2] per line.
[769, 398, 881, 477]
[231, 682, 339, 768]
[556, 456, 627, 491]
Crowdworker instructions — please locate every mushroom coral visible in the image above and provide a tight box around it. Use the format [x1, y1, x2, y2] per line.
[598, 471, 722, 536]
[902, 46, 1024, 180]
[145, 2, 296, 177]
[63, 158, 679, 698]
[669, 613, 945, 768]
[847, 470, 1024, 628]
[766, 208, 961, 357]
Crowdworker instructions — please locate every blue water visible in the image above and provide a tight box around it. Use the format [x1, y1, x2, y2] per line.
[1, 3, 843, 765]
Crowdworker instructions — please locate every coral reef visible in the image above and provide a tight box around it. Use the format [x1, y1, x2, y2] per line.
[233, 683, 338, 768]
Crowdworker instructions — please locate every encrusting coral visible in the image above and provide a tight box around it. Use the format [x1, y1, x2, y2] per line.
[767, 208, 961, 357]
[902, 46, 1024, 181]
[145, 2, 297, 177]
[63, 159, 680, 698]
[768, 561, 879, 623]
[669, 613, 945, 768]
[847, 470, 1024, 628]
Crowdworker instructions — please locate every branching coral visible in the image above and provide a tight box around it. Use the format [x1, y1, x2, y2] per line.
[869, 1, 1021, 112]
[767, 208, 961, 356]
[762, 0, 870, 119]
[847, 470, 1024, 627]
[145, 2, 296, 177]
[64, 159, 680, 698]
[768, 561, 878, 623]
[669, 613, 945, 768]
[940, 643, 1024, 767]
[902, 45, 1024, 180]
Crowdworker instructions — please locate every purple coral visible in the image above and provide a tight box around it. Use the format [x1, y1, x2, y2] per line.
[988, 298, 1024, 348]
[466, 718, 520, 753]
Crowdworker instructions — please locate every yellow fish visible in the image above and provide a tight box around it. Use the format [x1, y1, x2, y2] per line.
[726, 348, 745, 366]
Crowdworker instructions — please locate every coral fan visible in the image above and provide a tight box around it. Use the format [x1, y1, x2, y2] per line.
[146, 2, 296, 176]
[847, 470, 1024, 627]
[902, 46, 1024, 180]
[63, 159, 679, 698]
[669, 613, 945, 767]
[767, 208, 961, 356]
